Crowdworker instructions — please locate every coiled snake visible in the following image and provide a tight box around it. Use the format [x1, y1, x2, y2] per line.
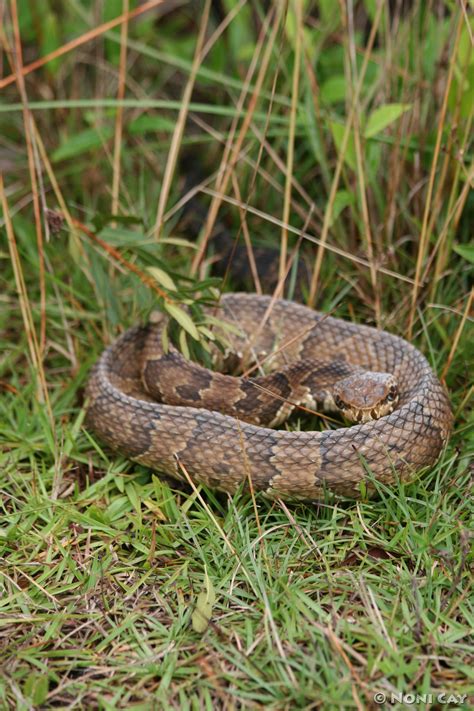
[86, 293, 452, 499]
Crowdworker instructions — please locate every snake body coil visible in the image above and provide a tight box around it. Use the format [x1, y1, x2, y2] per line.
[86, 294, 452, 499]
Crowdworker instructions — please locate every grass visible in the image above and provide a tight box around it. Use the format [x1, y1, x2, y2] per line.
[0, 0, 473, 708]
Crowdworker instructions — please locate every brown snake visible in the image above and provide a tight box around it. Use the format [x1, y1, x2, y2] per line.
[85, 293, 452, 499]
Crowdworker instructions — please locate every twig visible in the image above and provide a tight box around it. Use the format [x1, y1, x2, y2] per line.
[280, 0, 302, 282]
[308, 0, 385, 307]
[70, 217, 171, 302]
[407, 12, 463, 338]
[0, 0, 168, 90]
[10, 0, 47, 351]
[111, 0, 130, 218]
[441, 288, 473, 382]
[153, 0, 211, 239]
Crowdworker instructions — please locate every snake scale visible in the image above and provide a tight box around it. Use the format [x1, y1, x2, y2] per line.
[86, 293, 452, 499]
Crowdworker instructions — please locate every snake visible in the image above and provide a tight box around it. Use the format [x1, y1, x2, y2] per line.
[85, 293, 453, 500]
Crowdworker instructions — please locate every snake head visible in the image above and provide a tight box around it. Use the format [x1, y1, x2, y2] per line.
[333, 372, 399, 423]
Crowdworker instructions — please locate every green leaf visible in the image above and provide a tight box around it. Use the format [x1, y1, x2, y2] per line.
[453, 244, 474, 264]
[448, 18, 474, 118]
[358, 479, 368, 501]
[365, 139, 382, 178]
[92, 214, 143, 233]
[17, 0, 34, 40]
[329, 121, 356, 171]
[192, 592, 213, 633]
[158, 237, 198, 249]
[320, 76, 347, 105]
[24, 673, 49, 705]
[104, 0, 127, 64]
[221, 0, 254, 61]
[125, 483, 142, 516]
[330, 190, 354, 225]
[128, 115, 177, 134]
[363, 0, 378, 21]
[52, 127, 114, 162]
[178, 329, 190, 360]
[319, 0, 340, 24]
[164, 302, 200, 340]
[192, 573, 216, 634]
[197, 325, 216, 341]
[364, 103, 411, 138]
[41, 12, 61, 77]
[147, 266, 177, 292]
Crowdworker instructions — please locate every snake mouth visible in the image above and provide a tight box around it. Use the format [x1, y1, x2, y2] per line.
[333, 373, 400, 423]
[345, 400, 398, 423]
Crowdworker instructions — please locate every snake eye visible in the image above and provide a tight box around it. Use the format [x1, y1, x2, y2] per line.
[387, 391, 397, 402]
[335, 396, 344, 409]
